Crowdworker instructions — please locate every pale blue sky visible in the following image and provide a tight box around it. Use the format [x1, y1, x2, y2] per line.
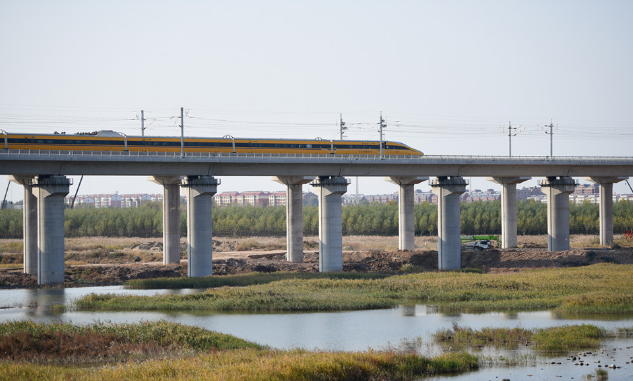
[1, 0, 631, 201]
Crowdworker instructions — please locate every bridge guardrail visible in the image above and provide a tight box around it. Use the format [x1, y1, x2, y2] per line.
[1, 149, 633, 164]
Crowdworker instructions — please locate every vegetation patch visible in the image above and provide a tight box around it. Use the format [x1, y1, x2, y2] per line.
[0, 320, 262, 365]
[0, 348, 478, 381]
[125, 271, 391, 289]
[78, 277, 397, 311]
[435, 324, 618, 352]
[2, 200, 633, 238]
[76, 264, 633, 313]
[0, 321, 478, 380]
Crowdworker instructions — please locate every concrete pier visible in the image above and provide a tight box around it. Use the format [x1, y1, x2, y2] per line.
[273, 176, 314, 263]
[586, 177, 626, 246]
[386, 176, 428, 251]
[182, 176, 218, 277]
[540, 176, 576, 251]
[149, 176, 182, 264]
[311, 176, 349, 272]
[9, 175, 38, 275]
[32, 175, 70, 285]
[488, 177, 530, 248]
[431, 176, 467, 270]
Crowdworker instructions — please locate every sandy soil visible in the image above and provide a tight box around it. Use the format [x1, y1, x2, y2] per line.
[0, 235, 631, 288]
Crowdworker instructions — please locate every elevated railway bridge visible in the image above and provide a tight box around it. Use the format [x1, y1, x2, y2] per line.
[2, 149, 632, 284]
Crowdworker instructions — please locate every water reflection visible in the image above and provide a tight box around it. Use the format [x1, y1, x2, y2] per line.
[2, 287, 632, 380]
[504, 312, 519, 320]
[401, 305, 416, 316]
[1, 287, 633, 353]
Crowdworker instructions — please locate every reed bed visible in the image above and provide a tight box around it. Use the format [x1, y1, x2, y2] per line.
[76, 264, 633, 313]
[435, 323, 617, 352]
[0, 348, 478, 381]
[126, 271, 391, 289]
[0, 321, 478, 380]
[0, 320, 262, 365]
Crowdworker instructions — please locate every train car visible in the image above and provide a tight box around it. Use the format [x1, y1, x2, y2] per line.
[1, 130, 424, 156]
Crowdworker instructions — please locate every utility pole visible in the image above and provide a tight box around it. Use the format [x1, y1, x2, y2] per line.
[508, 121, 512, 157]
[549, 121, 553, 158]
[508, 121, 519, 157]
[339, 113, 346, 140]
[180, 107, 184, 158]
[379, 112, 385, 159]
[141, 110, 145, 137]
[543, 120, 554, 158]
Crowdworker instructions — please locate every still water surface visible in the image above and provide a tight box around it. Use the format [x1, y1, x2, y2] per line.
[1, 286, 632, 380]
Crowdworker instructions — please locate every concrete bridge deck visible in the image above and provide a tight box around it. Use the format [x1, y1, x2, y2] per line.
[1, 150, 633, 177]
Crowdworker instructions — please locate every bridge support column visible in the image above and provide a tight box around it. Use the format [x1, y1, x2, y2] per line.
[488, 177, 530, 249]
[586, 177, 627, 246]
[386, 176, 428, 251]
[32, 175, 70, 285]
[273, 176, 314, 263]
[9, 176, 38, 275]
[182, 176, 218, 277]
[431, 176, 467, 270]
[311, 176, 349, 272]
[149, 176, 182, 264]
[540, 177, 576, 251]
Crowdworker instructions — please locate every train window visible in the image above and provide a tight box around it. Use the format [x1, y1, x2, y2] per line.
[306, 144, 312, 148]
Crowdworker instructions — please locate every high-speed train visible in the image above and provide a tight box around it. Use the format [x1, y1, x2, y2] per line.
[1, 130, 424, 156]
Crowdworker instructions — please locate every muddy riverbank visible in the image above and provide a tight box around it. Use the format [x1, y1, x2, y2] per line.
[1, 235, 631, 288]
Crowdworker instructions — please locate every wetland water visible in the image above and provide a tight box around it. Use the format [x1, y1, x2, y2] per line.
[1, 286, 632, 380]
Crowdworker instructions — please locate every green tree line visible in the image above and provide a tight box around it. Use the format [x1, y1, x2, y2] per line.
[1, 200, 633, 239]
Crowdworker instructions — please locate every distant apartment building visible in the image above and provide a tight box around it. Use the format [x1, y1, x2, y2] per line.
[414, 191, 438, 204]
[213, 191, 317, 207]
[462, 189, 500, 203]
[268, 191, 286, 206]
[65, 193, 161, 208]
[516, 186, 545, 202]
[574, 183, 600, 196]
[62, 186, 632, 210]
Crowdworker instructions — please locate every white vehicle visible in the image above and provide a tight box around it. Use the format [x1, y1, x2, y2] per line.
[464, 240, 492, 251]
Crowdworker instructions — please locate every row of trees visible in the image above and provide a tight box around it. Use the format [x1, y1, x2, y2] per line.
[1, 200, 633, 239]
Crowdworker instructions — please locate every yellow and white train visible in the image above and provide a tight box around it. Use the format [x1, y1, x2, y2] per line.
[1, 130, 424, 156]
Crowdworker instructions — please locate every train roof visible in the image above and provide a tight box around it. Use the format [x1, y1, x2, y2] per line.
[6, 130, 410, 145]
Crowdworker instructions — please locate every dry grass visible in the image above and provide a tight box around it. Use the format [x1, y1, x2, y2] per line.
[0, 239, 22, 254]
[0, 348, 478, 381]
[64, 237, 157, 251]
[0, 320, 262, 366]
[0, 321, 478, 380]
[0, 235, 628, 268]
[0, 263, 22, 269]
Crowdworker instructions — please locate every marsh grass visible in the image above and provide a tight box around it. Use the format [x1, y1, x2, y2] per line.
[125, 271, 391, 289]
[0, 320, 262, 365]
[0, 320, 479, 380]
[78, 264, 633, 313]
[0, 348, 478, 381]
[78, 278, 397, 311]
[435, 324, 618, 352]
[435, 323, 531, 350]
[531, 325, 605, 351]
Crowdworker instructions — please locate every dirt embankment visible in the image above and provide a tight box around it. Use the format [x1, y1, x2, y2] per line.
[0, 236, 632, 288]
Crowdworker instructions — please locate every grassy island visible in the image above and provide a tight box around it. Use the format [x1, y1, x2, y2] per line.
[74, 264, 633, 314]
[0, 321, 478, 381]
